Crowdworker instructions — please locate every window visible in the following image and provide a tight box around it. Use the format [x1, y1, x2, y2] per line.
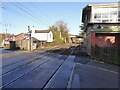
[49, 34, 51, 38]
[118, 11, 120, 18]
[110, 11, 117, 15]
[94, 13, 101, 18]
[96, 19, 101, 22]
[110, 19, 113, 21]
[102, 13, 109, 18]
[118, 19, 120, 21]
[102, 20, 109, 23]
[110, 11, 117, 18]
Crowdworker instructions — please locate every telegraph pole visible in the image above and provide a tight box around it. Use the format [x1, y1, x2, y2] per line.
[6, 29, 7, 38]
[28, 26, 31, 51]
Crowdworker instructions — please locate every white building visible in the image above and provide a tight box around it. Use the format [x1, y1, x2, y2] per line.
[82, 2, 120, 24]
[31, 30, 53, 42]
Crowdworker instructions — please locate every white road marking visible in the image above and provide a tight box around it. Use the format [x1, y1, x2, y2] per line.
[90, 60, 105, 64]
[86, 65, 119, 74]
[76, 63, 119, 74]
[71, 74, 80, 88]
[67, 63, 76, 88]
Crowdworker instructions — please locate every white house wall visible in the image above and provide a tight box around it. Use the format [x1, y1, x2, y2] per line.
[31, 33, 47, 41]
[31, 31, 53, 42]
[47, 31, 53, 42]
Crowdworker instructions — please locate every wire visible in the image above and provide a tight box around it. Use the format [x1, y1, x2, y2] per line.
[15, 2, 50, 27]
[3, 0, 50, 27]
[2, 4, 42, 26]
[29, 2, 54, 24]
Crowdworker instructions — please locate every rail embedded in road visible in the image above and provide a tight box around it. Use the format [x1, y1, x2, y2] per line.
[2, 45, 78, 88]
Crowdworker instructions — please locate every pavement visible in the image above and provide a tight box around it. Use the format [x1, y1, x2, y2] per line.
[1, 46, 119, 89]
[70, 56, 119, 88]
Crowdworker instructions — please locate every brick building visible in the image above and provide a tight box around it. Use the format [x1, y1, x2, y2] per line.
[15, 33, 26, 41]
[82, 2, 120, 55]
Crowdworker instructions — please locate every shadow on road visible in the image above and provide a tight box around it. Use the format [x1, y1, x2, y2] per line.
[45, 45, 89, 58]
[0, 49, 15, 54]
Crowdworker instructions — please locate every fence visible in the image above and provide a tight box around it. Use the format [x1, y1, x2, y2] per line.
[91, 46, 120, 65]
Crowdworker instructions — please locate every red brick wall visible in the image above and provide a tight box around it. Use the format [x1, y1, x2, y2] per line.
[86, 32, 96, 55]
[15, 33, 25, 41]
[87, 32, 120, 55]
[96, 36, 115, 47]
[95, 33, 120, 47]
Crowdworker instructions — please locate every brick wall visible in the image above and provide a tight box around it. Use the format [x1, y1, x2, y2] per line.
[15, 33, 25, 41]
[95, 33, 119, 47]
[86, 32, 120, 55]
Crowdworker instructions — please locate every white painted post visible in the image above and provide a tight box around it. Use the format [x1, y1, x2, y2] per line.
[65, 37, 66, 43]
[60, 31, 61, 39]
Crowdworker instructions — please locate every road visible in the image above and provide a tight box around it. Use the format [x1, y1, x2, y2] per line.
[1, 45, 76, 89]
[71, 57, 119, 88]
[0, 49, 14, 54]
[1, 45, 119, 89]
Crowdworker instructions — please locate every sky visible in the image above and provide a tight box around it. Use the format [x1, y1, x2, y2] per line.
[1, 1, 119, 35]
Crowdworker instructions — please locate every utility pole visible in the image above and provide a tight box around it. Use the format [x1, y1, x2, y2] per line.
[6, 29, 7, 38]
[28, 26, 31, 51]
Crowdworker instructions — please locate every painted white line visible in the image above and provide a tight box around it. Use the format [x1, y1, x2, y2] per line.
[86, 65, 119, 74]
[76, 63, 119, 74]
[44, 55, 75, 88]
[90, 60, 105, 64]
[67, 63, 76, 88]
[71, 74, 80, 88]
[76, 63, 82, 65]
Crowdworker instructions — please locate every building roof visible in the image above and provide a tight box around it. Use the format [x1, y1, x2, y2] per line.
[84, 2, 119, 8]
[35, 30, 51, 33]
[82, 2, 119, 15]
[82, 2, 120, 24]
[15, 33, 24, 37]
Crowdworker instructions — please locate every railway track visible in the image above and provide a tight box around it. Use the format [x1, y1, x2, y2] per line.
[2, 45, 77, 88]
[1, 45, 72, 75]
[42, 46, 76, 89]
[1, 43, 72, 68]
[2, 53, 54, 76]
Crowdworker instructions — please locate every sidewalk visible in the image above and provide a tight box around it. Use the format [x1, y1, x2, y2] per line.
[70, 56, 119, 88]
[68, 45, 119, 88]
